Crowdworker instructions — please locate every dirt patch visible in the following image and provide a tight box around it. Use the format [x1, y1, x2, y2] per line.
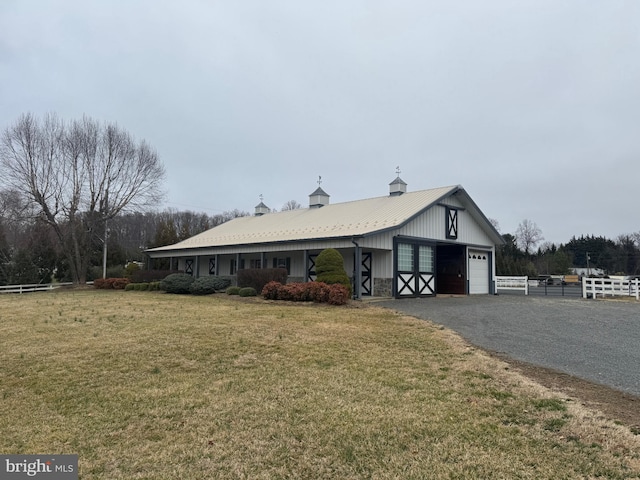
[493, 353, 640, 433]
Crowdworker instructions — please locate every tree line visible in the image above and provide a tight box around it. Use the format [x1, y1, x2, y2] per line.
[0, 197, 249, 285]
[497, 219, 640, 277]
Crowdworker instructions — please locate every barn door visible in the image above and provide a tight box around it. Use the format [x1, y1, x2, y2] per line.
[395, 242, 435, 297]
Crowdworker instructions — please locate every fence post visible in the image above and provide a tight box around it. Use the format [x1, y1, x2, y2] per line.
[524, 276, 529, 296]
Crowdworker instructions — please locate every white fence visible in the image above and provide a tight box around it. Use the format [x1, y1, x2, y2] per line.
[582, 278, 640, 300]
[496, 276, 529, 295]
[0, 282, 75, 294]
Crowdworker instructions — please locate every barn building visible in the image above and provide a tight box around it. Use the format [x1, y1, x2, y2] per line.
[146, 177, 504, 299]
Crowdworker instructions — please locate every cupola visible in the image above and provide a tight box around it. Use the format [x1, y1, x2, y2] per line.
[389, 167, 407, 196]
[254, 195, 270, 216]
[309, 176, 330, 208]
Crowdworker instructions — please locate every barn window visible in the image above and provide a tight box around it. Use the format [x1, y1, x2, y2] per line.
[419, 245, 434, 272]
[446, 207, 458, 239]
[273, 257, 291, 274]
[398, 243, 414, 271]
[185, 259, 194, 275]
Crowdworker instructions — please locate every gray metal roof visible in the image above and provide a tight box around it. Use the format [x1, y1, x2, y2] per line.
[147, 185, 502, 252]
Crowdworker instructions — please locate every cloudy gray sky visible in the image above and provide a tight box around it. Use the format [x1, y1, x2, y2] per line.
[1, 1, 639, 245]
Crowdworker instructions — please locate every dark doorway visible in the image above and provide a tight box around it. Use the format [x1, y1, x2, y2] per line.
[436, 244, 466, 294]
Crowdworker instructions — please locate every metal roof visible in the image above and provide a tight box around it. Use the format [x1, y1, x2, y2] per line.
[147, 185, 502, 252]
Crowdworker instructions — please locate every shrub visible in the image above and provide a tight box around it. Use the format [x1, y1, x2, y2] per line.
[237, 268, 288, 293]
[261, 281, 349, 305]
[93, 277, 130, 290]
[131, 269, 180, 284]
[209, 276, 232, 291]
[160, 273, 195, 294]
[226, 286, 241, 295]
[238, 287, 257, 297]
[189, 277, 219, 295]
[124, 262, 141, 279]
[148, 281, 161, 291]
[261, 281, 282, 300]
[316, 248, 352, 296]
[125, 283, 136, 291]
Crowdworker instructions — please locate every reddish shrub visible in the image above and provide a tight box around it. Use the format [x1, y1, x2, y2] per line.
[93, 277, 130, 290]
[262, 281, 348, 305]
[327, 284, 350, 305]
[261, 281, 282, 300]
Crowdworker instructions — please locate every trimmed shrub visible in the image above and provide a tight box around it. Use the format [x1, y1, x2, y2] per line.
[237, 268, 288, 293]
[189, 276, 219, 295]
[209, 276, 232, 291]
[160, 273, 195, 294]
[131, 269, 180, 284]
[238, 287, 257, 297]
[93, 277, 130, 290]
[261, 281, 282, 300]
[125, 283, 136, 291]
[316, 248, 352, 296]
[226, 286, 241, 295]
[261, 281, 349, 305]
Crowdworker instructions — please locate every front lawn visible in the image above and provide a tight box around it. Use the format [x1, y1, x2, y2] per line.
[0, 290, 638, 479]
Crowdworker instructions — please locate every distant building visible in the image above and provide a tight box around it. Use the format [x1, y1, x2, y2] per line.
[146, 177, 504, 298]
[572, 267, 605, 277]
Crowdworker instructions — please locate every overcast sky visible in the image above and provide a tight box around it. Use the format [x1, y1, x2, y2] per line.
[1, 1, 639, 245]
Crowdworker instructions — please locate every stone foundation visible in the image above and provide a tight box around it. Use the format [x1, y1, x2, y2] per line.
[373, 278, 393, 297]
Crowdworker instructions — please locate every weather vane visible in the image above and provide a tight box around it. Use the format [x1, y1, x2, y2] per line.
[396, 166, 401, 176]
[259, 194, 263, 202]
[318, 175, 322, 186]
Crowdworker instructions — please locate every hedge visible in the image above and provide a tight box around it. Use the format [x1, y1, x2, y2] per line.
[160, 273, 195, 294]
[237, 268, 288, 293]
[261, 281, 349, 305]
[93, 277, 130, 290]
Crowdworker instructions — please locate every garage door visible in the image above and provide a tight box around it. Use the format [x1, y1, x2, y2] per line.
[468, 250, 489, 294]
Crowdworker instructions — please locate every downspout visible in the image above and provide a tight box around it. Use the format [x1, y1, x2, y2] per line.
[352, 238, 362, 300]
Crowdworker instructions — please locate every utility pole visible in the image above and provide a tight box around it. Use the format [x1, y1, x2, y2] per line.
[103, 218, 108, 279]
[586, 252, 591, 277]
[102, 191, 109, 279]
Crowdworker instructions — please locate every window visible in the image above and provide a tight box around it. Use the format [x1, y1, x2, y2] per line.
[419, 245, 434, 272]
[273, 257, 291, 274]
[398, 243, 414, 271]
[446, 207, 458, 239]
[185, 259, 194, 275]
[250, 259, 262, 269]
[208, 258, 216, 275]
[230, 259, 236, 275]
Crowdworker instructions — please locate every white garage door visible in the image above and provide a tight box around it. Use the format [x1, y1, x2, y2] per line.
[468, 250, 489, 294]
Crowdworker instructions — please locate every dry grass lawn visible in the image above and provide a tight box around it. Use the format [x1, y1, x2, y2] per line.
[1, 290, 639, 479]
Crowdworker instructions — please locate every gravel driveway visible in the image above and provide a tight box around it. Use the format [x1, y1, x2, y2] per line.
[377, 295, 640, 396]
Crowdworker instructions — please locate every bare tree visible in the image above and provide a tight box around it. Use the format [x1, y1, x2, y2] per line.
[281, 199, 302, 211]
[515, 219, 544, 255]
[0, 113, 165, 284]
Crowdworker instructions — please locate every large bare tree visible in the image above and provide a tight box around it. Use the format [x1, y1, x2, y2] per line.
[515, 219, 544, 255]
[0, 113, 165, 284]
